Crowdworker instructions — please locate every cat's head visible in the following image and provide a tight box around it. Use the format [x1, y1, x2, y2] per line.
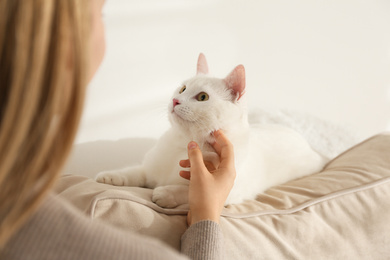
[168, 53, 248, 143]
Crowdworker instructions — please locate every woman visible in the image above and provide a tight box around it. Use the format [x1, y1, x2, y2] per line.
[0, 0, 236, 259]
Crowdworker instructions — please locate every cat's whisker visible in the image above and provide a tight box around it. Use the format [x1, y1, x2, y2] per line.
[150, 103, 170, 121]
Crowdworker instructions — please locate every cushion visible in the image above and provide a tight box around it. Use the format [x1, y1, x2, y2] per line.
[56, 133, 390, 259]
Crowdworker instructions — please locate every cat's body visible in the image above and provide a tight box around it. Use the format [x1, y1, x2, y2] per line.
[96, 54, 327, 207]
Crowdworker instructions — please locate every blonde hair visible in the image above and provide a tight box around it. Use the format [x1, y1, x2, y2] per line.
[0, 0, 91, 247]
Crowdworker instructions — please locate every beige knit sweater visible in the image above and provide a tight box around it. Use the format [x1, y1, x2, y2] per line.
[1, 193, 224, 260]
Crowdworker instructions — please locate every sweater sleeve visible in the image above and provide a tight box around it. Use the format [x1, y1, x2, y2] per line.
[181, 220, 225, 260]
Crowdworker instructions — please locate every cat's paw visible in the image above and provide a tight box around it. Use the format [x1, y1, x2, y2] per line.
[152, 187, 178, 208]
[95, 172, 127, 186]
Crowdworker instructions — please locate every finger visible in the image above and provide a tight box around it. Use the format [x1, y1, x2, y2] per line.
[211, 141, 222, 156]
[204, 161, 216, 172]
[181, 158, 212, 171]
[211, 130, 234, 168]
[179, 159, 191, 168]
[179, 170, 191, 180]
[210, 130, 227, 155]
[187, 141, 207, 173]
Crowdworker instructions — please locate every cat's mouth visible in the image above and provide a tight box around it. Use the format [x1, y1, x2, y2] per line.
[171, 109, 185, 121]
[171, 107, 195, 123]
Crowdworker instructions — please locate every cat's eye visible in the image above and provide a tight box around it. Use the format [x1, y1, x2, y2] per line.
[197, 92, 209, 102]
[179, 85, 186, 94]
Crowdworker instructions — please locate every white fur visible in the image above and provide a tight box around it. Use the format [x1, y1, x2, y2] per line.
[96, 70, 327, 207]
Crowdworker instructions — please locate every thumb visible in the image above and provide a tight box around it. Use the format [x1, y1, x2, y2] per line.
[187, 141, 206, 172]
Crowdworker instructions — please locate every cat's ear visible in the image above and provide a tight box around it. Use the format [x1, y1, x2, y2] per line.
[197, 53, 209, 75]
[224, 65, 246, 101]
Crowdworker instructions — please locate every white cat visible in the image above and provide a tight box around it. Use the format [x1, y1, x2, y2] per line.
[96, 53, 327, 208]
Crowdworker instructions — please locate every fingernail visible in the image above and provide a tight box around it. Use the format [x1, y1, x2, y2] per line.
[188, 142, 197, 150]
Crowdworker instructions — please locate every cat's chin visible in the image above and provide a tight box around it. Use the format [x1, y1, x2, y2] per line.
[169, 113, 215, 143]
[170, 111, 186, 124]
[169, 112, 189, 130]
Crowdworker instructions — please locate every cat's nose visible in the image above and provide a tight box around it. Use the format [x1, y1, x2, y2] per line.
[173, 98, 180, 107]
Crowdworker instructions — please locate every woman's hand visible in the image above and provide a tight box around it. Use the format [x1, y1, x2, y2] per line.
[179, 130, 236, 226]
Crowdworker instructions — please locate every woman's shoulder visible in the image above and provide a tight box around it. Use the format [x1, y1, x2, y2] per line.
[1, 193, 187, 260]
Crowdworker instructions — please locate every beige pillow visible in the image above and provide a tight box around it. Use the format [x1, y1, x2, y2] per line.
[56, 133, 390, 259]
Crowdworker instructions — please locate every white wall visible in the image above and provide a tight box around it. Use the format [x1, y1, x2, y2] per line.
[76, 0, 390, 143]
